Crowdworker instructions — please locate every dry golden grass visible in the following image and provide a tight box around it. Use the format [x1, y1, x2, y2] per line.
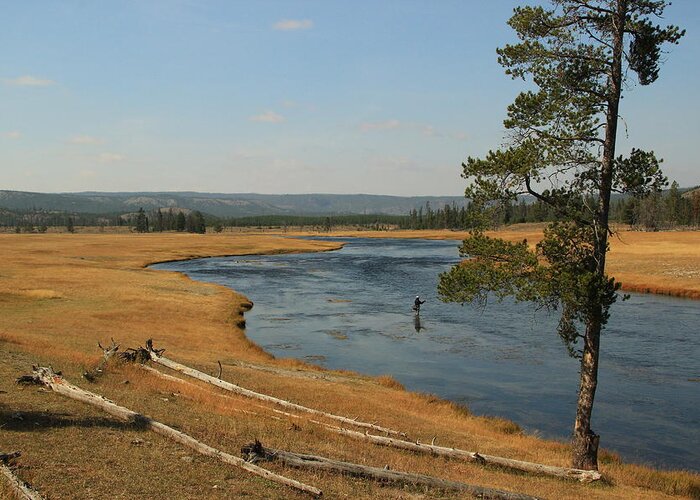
[1, 232, 698, 499]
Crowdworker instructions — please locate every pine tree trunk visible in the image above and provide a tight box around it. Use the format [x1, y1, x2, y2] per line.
[572, 0, 628, 470]
[572, 313, 602, 470]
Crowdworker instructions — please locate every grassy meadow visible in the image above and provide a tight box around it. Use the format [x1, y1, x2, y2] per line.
[1, 231, 699, 499]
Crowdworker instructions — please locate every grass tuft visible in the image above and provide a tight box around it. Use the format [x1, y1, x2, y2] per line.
[480, 415, 522, 435]
[375, 375, 405, 390]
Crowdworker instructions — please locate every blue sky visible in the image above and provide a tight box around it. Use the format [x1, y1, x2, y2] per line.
[1, 1, 698, 195]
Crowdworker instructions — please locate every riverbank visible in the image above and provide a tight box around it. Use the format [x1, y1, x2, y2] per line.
[1, 233, 698, 499]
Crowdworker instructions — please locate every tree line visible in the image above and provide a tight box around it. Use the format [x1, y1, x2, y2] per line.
[219, 213, 408, 231]
[0, 210, 121, 233]
[3, 187, 698, 234]
[611, 182, 700, 230]
[133, 208, 206, 234]
[0, 207, 207, 234]
[406, 184, 700, 231]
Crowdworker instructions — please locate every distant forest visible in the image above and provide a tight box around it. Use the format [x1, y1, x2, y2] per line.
[403, 182, 699, 230]
[2, 183, 698, 232]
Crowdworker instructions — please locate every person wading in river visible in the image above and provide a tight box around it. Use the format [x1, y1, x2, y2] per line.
[413, 295, 425, 314]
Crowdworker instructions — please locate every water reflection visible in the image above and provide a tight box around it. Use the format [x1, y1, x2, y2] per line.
[413, 313, 424, 332]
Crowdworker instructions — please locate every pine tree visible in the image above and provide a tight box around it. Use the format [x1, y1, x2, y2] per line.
[135, 208, 149, 233]
[194, 211, 206, 234]
[439, 0, 683, 470]
[691, 191, 700, 226]
[665, 181, 682, 227]
[637, 191, 664, 230]
[153, 209, 164, 232]
[184, 211, 206, 234]
[176, 212, 186, 232]
[165, 208, 175, 231]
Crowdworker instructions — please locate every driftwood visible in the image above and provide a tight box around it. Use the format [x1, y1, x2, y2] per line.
[318, 424, 601, 483]
[138, 365, 260, 417]
[18, 366, 322, 497]
[141, 365, 305, 422]
[139, 340, 405, 437]
[121, 341, 164, 364]
[83, 339, 120, 382]
[132, 343, 600, 483]
[242, 440, 540, 500]
[142, 364, 595, 483]
[0, 452, 45, 500]
[139, 363, 199, 387]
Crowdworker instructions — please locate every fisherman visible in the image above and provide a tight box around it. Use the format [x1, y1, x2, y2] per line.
[413, 295, 426, 313]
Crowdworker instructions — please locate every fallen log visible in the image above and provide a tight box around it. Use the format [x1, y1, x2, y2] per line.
[83, 339, 120, 382]
[139, 363, 200, 388]
[141, 365, 308, 423]
[242, 440, 540, 500]
[139, 340, 405, 437]
[0, 451, 45, 500]
[138, 365, 260, 417]
[17, 366, 322, 497]
[136, 348, 599, 483]
[318, 424, 601, 483]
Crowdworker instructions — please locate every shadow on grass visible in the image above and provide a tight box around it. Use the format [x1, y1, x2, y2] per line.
[0, 408, 149, 433]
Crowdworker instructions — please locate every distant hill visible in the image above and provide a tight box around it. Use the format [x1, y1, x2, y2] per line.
[0, 191, 470, 217]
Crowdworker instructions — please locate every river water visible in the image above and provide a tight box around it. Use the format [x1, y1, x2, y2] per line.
[152, 237, 699, 471]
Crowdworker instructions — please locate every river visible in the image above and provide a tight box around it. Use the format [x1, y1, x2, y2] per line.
[152, 237, 699, 471]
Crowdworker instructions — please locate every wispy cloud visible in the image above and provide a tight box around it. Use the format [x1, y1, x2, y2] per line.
[273, 19, 313, 31]
[250, 111, 285, 123]
[98, 152, 125, 163]
[3, 131, 22, 139]
[69, 135, 104, 145]
[376, 155, 420, 170]
[421, 126, 465, 139]
[3, 75, 55, 87]
[424, 127, 470, 141]
[360, 119, 402, 132]
[422, 125, 438, 137]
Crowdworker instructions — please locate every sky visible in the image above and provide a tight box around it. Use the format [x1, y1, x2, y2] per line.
[1, 1, 698, 196]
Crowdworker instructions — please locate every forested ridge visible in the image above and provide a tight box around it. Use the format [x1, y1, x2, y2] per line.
[2, 183, 697, 232]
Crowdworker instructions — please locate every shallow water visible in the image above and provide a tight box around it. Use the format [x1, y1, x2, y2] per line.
[153, 237, 700, 471]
